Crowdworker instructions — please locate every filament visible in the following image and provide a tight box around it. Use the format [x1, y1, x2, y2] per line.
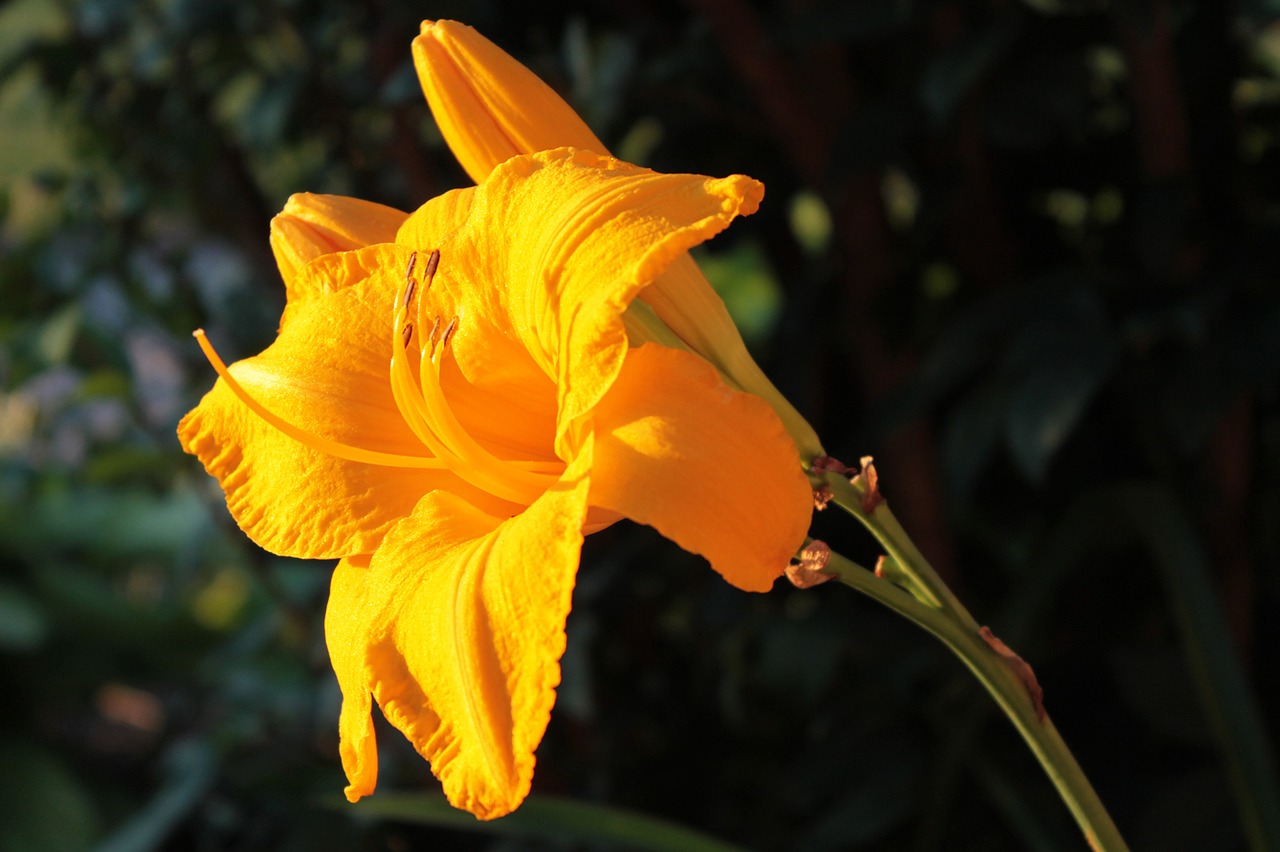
[192, 330, 448, 469]
[194, 247, 567, 507]
[416, 335, 563, 490]
[388, 299, 560, 505]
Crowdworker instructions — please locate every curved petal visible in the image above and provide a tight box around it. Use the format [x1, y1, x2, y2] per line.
[413, 20, 605, 184]
[397, 149, 764, 456]
[279, 244, 402, 329]
[588, 344, 811, 592]
[271, 193, 408, 298]
[352, 448, 592, 818]
[393, 186, 560, 461]
[179, 243, 515, 559]
[641, 255, 825, 459]
[326, 554, 378, 801]
[410, 21, 821, 459]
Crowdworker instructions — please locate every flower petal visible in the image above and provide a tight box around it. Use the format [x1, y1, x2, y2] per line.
[641, 254, 825, 460]
[270, 193, 407, 298]
[326, 554, 378, 801]
[588, 344, 811, 592]
[410, 20, 821, 459]
[351, 449, 592, 818]
[391, 185, 560, 462]
[413, 20, 605, 183]
[397, 149, 763, 456]
[179, 243, 514, 558]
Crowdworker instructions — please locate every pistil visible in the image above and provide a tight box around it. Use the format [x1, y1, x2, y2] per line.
[388, 250, 563, 505]
[192, 330, 448, 470]
[415, 319, 563, 489]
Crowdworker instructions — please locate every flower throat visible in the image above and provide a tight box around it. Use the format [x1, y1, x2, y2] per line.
[193, 249, 562, 506]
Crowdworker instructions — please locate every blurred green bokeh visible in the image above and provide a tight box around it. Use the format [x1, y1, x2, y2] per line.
[2, 1, 1279, 850]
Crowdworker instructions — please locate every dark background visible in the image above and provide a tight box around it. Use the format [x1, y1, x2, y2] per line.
[2, 0, 1278, 849]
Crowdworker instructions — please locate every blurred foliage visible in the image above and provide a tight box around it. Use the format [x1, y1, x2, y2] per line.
[2, 0, 1279, 849]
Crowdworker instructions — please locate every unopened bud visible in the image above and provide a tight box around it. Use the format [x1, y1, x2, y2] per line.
[413, 20, 605, 184]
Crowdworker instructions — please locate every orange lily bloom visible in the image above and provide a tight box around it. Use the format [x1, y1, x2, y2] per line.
[414, 20, 824, 462]
[180, 145, 812, 817]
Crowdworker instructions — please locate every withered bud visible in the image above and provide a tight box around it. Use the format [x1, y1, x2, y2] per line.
[785, 541, 835, 589]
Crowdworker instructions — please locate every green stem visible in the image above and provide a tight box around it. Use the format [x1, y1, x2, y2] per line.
[826, 472, 970, 620]
[1110, 484, 1280, 851]
[819, 472, 1128, 851]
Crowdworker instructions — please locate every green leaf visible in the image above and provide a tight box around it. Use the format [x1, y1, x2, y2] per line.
[1130, 767, 1239, 852]
[1108, 644, 1212, 745]
[240, 74, 301, 150]
[14, 486, 209, 559]
[942, 380, 1006, 498]
[37, 301, 81, 365]
[920, 20, 1019, 125]
[983, 50, 1092, 148]
[693, 242, 784, 350]
[0, 580, 49, 650]
[94, 740, 216, 852]
[789, 190, 834, 255]
[1002, 284, 1116, 482]
[796, 733, 924, 850]
[1107, 484, 1280, 851]
[0, 740, 98, 852]
[326, 792, 743, 852]
[785, 0, 915, 41]
[1004, 333, 1114, 482]
[1019, 0, 1109, 14]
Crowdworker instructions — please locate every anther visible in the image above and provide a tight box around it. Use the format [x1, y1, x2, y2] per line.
[401, 323, 414, 349]
[403, 277, 417, 311]
[405, 251, 418, 280]
[441, 316, 459, 348]
[423, 248, 440, 282]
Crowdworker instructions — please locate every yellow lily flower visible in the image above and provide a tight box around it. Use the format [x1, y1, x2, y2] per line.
[179, 148, 813, 818]
[413, 20, 825, 461]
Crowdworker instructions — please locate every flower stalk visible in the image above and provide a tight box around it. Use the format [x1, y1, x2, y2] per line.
[813, 468, 1129, 851]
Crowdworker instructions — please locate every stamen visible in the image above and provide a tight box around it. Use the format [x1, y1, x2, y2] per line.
[416, 325, 562, 493]
[403, 252, 419, 310]
[389, 342, 459, 458]
[427, 315, 442, 358]
[383, 249, 564, 505]
[192, 330, 447, 470]
[387, 314, 547, 504]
